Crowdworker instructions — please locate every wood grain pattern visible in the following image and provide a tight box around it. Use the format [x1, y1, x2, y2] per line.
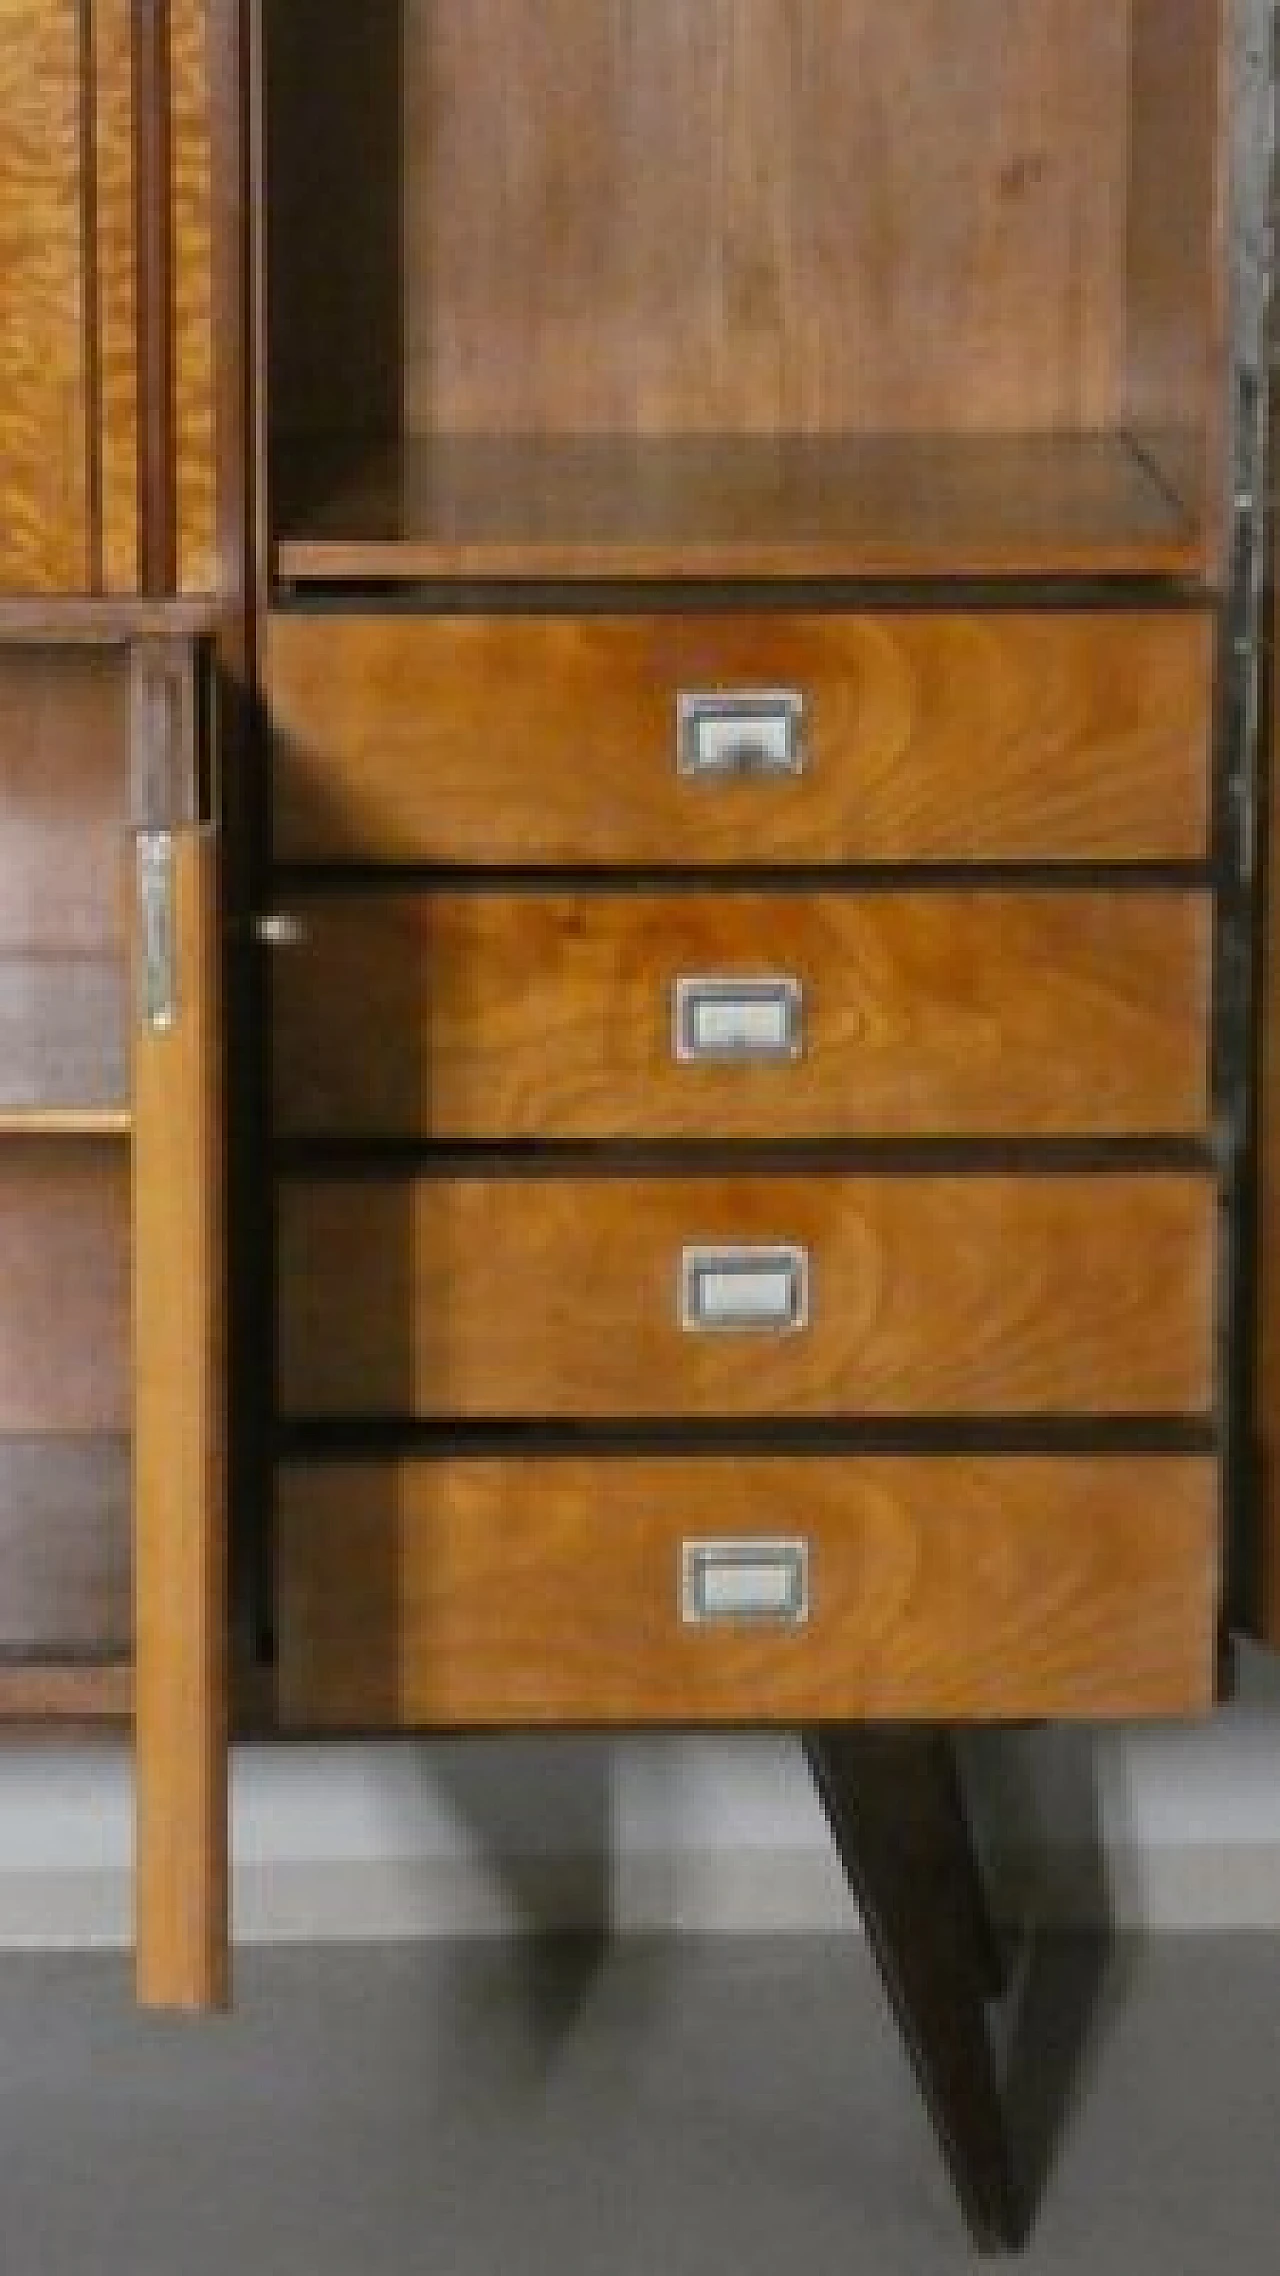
[93, 0, 140, 593]
[0, 1143, 129, 1433]
[408, 0, 1129, 441]
[271, 890, 1212, 1143]
[267, 608, 1213, 867]
[171, 0, 217, 593]
[0, 1435, 130, 1659]
[0, 0, 91, 591]
[277, 1174, 1215, 1421]
[133, 829, 227, 2009]
[272, 432, 1203, 584]
[275, 1454, 1219, 1726]
[266, 0, 1131, 444]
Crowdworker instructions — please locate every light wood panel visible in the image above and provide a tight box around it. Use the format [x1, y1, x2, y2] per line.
[172, 0, 218, 593]
[133, 829, 226, 2010]
[0, 1435, 130, 1659]
[267, 608, 1213, 867]
[0, 0, 91, 591]
[278, 1174, 1215, 1421]
[93, 0, 140, 593]
[0, 1144, 129, 1434]
[273, 432, 1202, 583]
[272, 890, 1212, 1142]
[276, 1454, 1219, 1726]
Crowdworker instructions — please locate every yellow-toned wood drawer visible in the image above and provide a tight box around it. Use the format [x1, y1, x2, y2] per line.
[274, 1453, 1219, 1727]
[265, 610, 1213, 866]
[277, 1173, 1215, 1421]
[271, 888, 1212, 1141]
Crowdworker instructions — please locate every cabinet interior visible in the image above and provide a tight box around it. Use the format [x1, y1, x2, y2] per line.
[0, 1141, 131, 1664]
[0, 652, 131, 1118]
[259, 0, 1226, 583]
[0, 650, 132, 1671]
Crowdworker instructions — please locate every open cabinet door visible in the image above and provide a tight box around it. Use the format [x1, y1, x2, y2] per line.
[130, 638, 227, 2010]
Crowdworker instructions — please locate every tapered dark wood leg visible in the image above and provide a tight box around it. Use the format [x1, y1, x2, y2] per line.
[804, 1725, 1025, 2253]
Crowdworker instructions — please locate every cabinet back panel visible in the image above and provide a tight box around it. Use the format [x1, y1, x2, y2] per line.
[0, 654, 129, 1108]
[264, 0, 1141, 445]
[0, 1145, 129, 1434]
[0, 1436, 130, 1661]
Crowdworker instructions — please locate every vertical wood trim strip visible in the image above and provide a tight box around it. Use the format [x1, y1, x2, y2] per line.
[77, 0, 103, 589]
[131, 0, 176, 592]
[94, 0, 141, 592]
[133, 824, 227, 2009]
[171, 0, 218, 592]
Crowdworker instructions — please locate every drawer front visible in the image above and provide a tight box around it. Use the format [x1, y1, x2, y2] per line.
[266, 610, 1213, 866]
[272, 888, 1211, 1141]
[277, 1174, 1215, 1420]
[275, 1454, 1218, 1726]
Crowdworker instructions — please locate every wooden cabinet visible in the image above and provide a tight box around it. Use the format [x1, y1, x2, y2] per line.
[246, 8, 1259, 2234]
[0, 0, 1273, 2243]
[253, 0, 1236, 1741]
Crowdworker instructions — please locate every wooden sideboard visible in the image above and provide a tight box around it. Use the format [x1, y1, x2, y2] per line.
[0, 0, 1276, 2251]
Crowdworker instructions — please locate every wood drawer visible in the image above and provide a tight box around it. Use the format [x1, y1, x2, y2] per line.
[272, 888, 1211, 1141]
[277, 1174, 1215, 1420]
[265, 610, 1213, 866]
[275, 1454, 1218, 1726]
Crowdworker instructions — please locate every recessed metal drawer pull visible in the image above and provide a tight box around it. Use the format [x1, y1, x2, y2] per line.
[673, 976, 804, 1064]
[681, 1537, 811, 1627]
[679, 1243, 810, 1334]
[677, 691, 806, 778]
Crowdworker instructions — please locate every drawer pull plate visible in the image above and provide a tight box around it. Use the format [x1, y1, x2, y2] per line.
[673, 976, 804, 1064]
[681, 1537, 811, 1627]
[677, 691, 806, 779]
[680, 1243, 810, 1334]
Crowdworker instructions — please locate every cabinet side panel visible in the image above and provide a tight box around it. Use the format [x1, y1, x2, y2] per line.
[1124, 0, 1228, 562]
[0, 1, 91, 592]
[94, 0, 140, 593]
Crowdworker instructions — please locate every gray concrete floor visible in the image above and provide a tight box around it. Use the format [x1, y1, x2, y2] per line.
[1, 1936, 1278, 2272]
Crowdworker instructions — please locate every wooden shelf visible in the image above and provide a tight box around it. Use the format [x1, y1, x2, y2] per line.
[0, 1663, 132, 1723]
[0, 1108, 131, 1138]
[273, 431, 1207, 586]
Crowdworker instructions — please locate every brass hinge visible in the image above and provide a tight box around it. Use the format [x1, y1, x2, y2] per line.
[129, 639, 207, 1036]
